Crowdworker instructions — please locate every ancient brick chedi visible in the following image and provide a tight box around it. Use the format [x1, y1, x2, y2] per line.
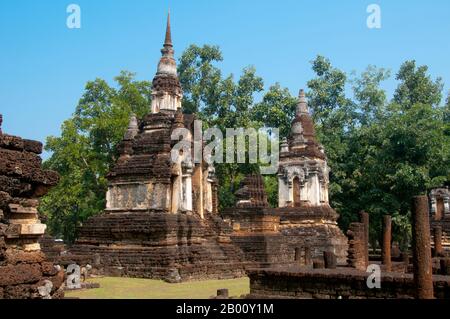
[275, 91, 348, 263]
[0, 115, 64, 299]
[68, 14, 246, 281]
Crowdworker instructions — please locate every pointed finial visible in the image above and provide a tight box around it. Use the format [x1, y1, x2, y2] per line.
[299, 89, 306, 100]
[156, 10, 177, 76]
[164, 10, 173, 47]
[174, 107, 184, 127]
[297, 89, 309, 115]
[280, 137, 289, 153]
[128, 113, 138, 128]
[124, 113, 138, 140]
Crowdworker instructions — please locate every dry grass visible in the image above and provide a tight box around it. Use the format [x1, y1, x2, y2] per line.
[65, 277, 250, 299]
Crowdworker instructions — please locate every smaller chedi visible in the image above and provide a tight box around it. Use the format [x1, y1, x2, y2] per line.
[221, 174, 288, 268]
[0, 114, 64, 299]
[219, 91, 349, 268]
[235, 174, 270, 209]
[276, 90, 348, 263]
[278, 90, 329, 207]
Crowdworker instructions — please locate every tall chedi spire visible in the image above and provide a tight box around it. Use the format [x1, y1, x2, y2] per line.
[164, 10, 172, 47]
[276, 87, 348, 264]
[151, 11, 183, 113]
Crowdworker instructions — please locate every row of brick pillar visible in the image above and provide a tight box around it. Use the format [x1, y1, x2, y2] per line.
[349, 211, 395, 272]
[296, 195, 443, 299]
[381, 196, 438, 299]
[354, 196, 444, 299]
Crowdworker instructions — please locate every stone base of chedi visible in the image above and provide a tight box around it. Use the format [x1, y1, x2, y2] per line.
[70, 211, 246, 281]
[275, 205, 349, 265]
[0, 115, 65, 299]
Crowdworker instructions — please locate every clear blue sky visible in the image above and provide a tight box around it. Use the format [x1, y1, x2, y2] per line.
[1, 0, 449, 156]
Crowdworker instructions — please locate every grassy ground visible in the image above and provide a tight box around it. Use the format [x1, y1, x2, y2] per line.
[65, 277, 250, 299]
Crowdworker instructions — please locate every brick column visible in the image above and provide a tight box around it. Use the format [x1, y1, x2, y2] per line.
[211, 183, 219, 214]
[382, 215, 392, 272]
[433, 226, 443, 257]
[304, 247, 312, 267]
[347, 222, 366, 271]
[313, 258, 324, 269]
[323, 251, 337, 269]
[401, 252, 410, 272]
[295, 247, 302, 264]
[359, 211, 369, 268]
[411, 196, 434, 299]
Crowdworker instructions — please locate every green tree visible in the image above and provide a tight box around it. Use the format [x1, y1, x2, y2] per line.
[347, 62, 448, 247]
[178, 44, 223, 115]
[353, 101, 448, 248]
[306, 57, 449, 249]
[252, 83, 297, 139]
[394, 60, 443, 108]
[351, 65, 390, 125]
[334, 65, 391, 240]
[306, 56, 356, 226]
[211, 66, 264, 207]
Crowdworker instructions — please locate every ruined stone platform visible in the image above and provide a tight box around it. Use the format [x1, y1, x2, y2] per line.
[275, 206, 349, 264]
[69, 209, 247, 282]
[247, 267, 450, 299]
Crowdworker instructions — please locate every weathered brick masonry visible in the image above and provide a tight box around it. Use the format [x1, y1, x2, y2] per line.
[0, 114, 64, 299]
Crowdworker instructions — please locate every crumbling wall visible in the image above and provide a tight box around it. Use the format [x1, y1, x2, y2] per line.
[247, 268, 450, 299]
[0, 115, 64, 299]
